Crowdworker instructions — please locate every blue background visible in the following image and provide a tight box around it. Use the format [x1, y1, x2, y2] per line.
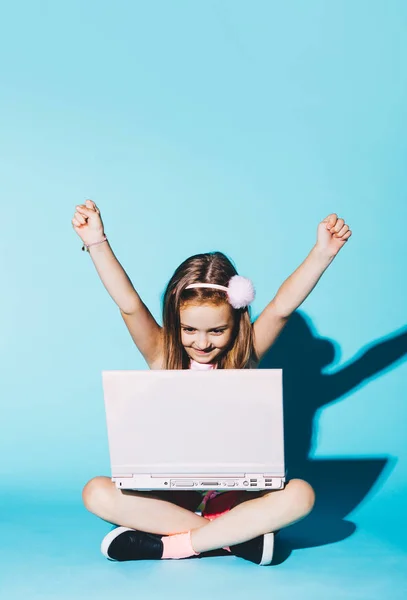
[1, 1, 406, 598]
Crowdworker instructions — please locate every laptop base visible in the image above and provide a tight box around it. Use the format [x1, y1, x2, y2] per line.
[112, 473, 286, 491]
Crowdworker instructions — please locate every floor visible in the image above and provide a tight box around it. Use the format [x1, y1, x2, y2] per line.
[2, 486, 406, 600]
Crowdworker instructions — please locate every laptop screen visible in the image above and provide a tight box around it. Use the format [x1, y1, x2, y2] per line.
[102, 369, 285, 477]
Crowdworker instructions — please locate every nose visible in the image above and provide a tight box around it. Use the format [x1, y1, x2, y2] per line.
[196, 332, 209, 349]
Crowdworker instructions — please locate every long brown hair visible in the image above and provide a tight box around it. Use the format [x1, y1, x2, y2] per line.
[162, 252, 256, 369]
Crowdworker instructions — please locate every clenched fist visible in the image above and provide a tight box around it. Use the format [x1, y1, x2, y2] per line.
[316, 213, 352, 257]
[72, 200, 105, 247]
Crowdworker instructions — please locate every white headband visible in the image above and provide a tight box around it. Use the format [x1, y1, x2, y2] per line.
[185, 275, 255, 309]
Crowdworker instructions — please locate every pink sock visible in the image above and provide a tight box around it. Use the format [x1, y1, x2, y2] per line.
[161, 531, 200, 559]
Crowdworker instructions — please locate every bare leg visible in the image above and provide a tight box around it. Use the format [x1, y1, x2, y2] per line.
[83, 477, 315, 556]
[82, 476, 208, 535]
[191, 479, 315, 553]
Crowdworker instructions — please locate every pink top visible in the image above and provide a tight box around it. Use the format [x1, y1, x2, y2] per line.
[189, 359, 217, 371]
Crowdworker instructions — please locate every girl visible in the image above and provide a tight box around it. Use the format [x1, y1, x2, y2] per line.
[72, 200, 351, 566]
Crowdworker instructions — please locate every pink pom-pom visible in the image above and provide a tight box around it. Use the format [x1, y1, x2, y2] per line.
[227, 275, 255, 309]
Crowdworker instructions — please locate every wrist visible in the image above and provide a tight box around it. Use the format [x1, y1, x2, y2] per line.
[312, 243, 336, 265]
[82, 234, 108, 252]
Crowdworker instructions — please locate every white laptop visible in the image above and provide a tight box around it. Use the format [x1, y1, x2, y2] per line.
[102, 369, 286, 491]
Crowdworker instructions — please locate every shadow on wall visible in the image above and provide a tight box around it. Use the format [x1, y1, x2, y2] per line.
[258, 311, 406, 560]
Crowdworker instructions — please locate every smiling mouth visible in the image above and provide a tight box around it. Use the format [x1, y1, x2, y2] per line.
[194, 348, 213, 354]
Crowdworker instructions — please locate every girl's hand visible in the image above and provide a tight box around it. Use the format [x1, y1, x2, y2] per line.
[71, 200, 105, 245]
[316, 213, 352, 257]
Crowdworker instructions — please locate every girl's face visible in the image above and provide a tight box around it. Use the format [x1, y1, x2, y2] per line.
[180, 302, 235, 364]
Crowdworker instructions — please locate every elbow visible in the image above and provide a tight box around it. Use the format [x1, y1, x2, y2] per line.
[120, 303, 140, 316]
[270, 300, 293, 320]
[119, 294, 144, 316]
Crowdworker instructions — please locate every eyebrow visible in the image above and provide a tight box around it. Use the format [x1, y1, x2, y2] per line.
[180, 323, 229, 330]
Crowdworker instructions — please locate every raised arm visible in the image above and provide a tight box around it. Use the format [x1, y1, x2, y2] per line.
[72, 200, 162, 366]
[253, 214, 352, 360]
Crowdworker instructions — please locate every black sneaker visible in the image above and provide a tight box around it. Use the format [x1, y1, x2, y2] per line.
[230, 532, 274, 566]
[101, 527, 164, 561]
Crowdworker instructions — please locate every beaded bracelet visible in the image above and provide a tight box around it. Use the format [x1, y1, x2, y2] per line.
[82, 236, 108, 252]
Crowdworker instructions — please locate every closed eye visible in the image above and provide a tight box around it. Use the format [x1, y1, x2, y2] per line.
[181, 327, 226, 334]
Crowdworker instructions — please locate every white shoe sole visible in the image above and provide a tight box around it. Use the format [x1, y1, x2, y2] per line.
[100, 526, 134, 560]
[259, 532, 274, 566]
